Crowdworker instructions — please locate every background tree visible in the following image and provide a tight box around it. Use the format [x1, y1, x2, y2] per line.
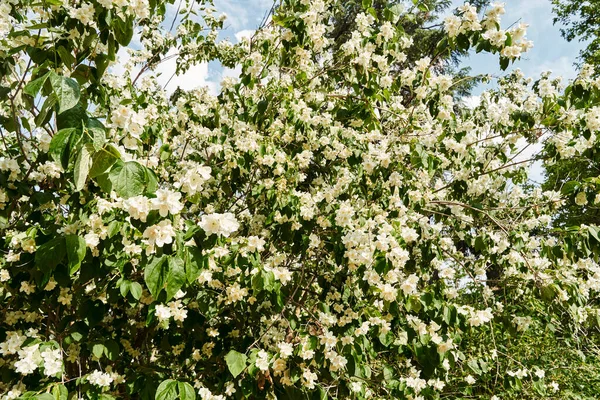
[328, 0, 489, 99]
[542, 1, 600, 227]
[552, 0, 600, 68]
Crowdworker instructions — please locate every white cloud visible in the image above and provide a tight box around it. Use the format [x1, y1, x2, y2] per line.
[111, 47, 218, 95]
[153, 48, 218, 95]
[235, 29, 254, 42]
[461, 95, 481, 109]
[222, 65, 242, 80]
[530, 56, 577, 82]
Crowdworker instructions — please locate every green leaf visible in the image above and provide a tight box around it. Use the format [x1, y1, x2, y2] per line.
[225, 350, 247, 378]
[589, 226, 600, 243]
[467, 359, 482, 375]
[35, 394, 55, 400]
[252, 270, 275, 292]
[257, 99, 268, 115]
[49, 72, 80, 114]
[185, 247, 206, 284]
[166, 256, 186, 301]
[144, 255, 168, 299]
[120, 280, 131, 298]
[35, 95, 57, 127]
[90, 145, 121, 178]
[74, 143, 93, 191]
[56, 103, 87, 130]
[114, 16, 134, 46]
[49, 128, 76, 168]
[57, 46, 76, 68]
[130, 282, 143, 300]
[52, 384, 68, 400]
[35, 237, 66, 272]
[378, 331, 393, 347]
[104, 339, 119, 361]
[87, 118, 106, 151]
[561, 180, 579, 195]
[156, 379, 178, 400]
[23, 72, 49, 97]
[92, 343, 105, 359]
[177, 382, 196, 400]
[109, 161, 147, 199]
[65, 235, 86, 275]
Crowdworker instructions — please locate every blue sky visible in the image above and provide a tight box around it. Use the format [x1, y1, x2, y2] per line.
[462, 0, 586, 93]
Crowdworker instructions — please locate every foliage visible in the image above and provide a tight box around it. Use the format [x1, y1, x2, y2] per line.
[328, 0, 489, 99]
[552, 0, 600, 68]
[0, 0, 599, 399]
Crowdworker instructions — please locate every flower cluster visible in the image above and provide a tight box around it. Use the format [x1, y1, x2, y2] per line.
[0, 0, 599, 399]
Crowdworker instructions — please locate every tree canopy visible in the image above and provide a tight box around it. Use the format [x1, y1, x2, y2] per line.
[552, 0, 600, 68]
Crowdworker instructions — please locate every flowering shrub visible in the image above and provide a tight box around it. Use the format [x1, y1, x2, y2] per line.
[1, 0, 600, 399]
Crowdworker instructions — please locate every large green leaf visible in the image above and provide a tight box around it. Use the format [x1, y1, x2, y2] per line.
[177, 382, 195, 400]
[104, 339, 119, 361]
[65, 235, 86, 275]
[49, 72, 80, 114]
[35, 237, 66, 272]
[113, 16, 134, 46]
[92, 343, 105, 359]
[185, 246, 206, 284]
[166, 256, 186, 301]
[56, 103, 87, 130]
[89, 145, 121, 178]
[109, 161, 148, 198]
[155, 380, 178, 400]
[74, 143, 93, 191]
[144, 255, 167, 299]
[49, 128, 76, 168]
[225, 350, 247, 378]
[130, 281, 143, 300]
[23, 71, 50, 97]
[87, 118, 107, 151]
[51, 384, 68, 400]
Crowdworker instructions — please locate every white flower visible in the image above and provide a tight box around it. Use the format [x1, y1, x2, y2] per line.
[226, 283, 248, 303]
[88, 370, 113, 387]
[84, 232, 100, 248]
[468, 308, 494, 327]
[302, 369, 317, 389]
[534, 369, 545, 379]
[180, 166, 212, 195]
[123, 195, 151, 221]
[199, 212, 240, 237]
[155, 304, 172, 322]
[41, 348, 62, 376]
[379, 283, 397, 302]
[151, 189, 183, 217]
[255, 350, 270, 371]
[575, 191, 588, 206]
[278, 342, 294, 359]
[465, 375, 476, 385]
[0, 269, 9, 282]
[15, 344, 42, 375]
[400, 274, 419, 295]
[143, 220, 176, 248]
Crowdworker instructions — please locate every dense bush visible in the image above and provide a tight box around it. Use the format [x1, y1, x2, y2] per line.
[1, 0, 600, 399]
